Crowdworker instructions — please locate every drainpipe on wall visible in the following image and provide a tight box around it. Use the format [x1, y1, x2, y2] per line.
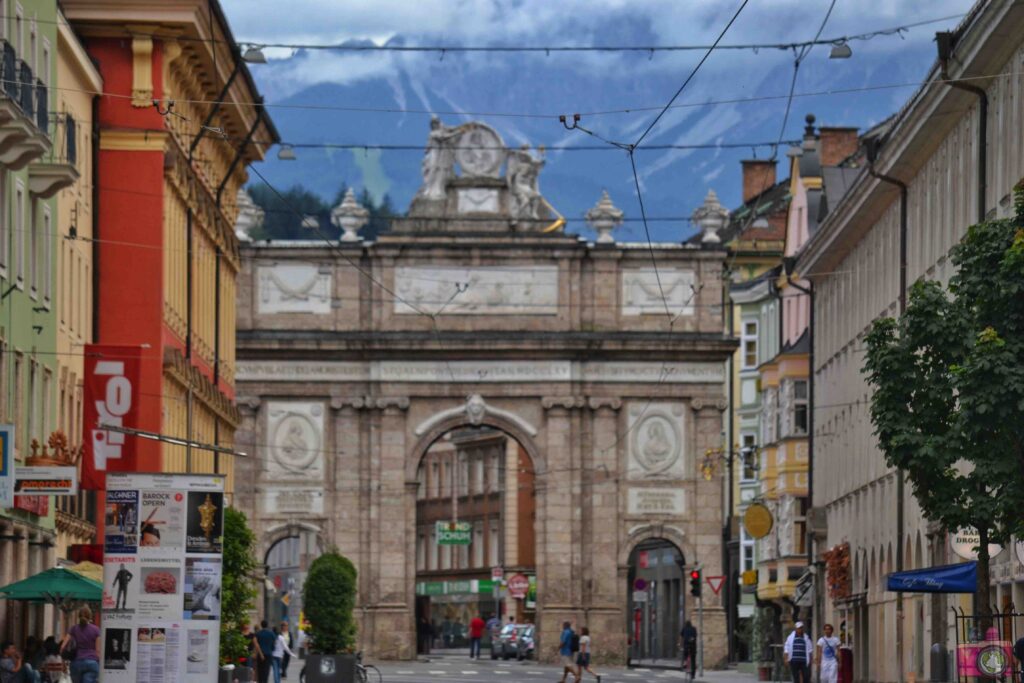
[867, 135, 909, 683]
[782, 259, 814, 630]
[937, 31, 987, 224]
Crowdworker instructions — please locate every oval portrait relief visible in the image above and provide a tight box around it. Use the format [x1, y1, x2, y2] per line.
[271, 412, 321, 473]
[631, 413, 681, 476]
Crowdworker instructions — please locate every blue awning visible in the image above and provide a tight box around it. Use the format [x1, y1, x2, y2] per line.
[886, 562, 977, 594]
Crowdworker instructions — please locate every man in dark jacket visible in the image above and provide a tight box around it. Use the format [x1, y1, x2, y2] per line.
[680, 621, 698, 679]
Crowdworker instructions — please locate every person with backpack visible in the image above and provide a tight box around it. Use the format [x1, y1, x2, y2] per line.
[679, 620, 697, 679]
[558, 621, 578, 683]
[815, 623, 840, 683]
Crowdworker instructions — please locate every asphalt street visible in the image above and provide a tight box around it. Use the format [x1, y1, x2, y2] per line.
[349, 654, 757, 683]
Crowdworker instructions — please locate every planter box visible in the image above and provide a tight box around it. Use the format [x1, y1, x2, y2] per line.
[219, 665, 254, 683]
[304, 654, 357, 683]
[757, 663, 773, 681]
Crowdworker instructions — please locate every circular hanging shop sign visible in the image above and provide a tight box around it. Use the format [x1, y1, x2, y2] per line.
[976, 645, 1009, 679]
[950, 527, 1003, 561]
[743, 503, 774, 539]
[507, 573, 530, 599]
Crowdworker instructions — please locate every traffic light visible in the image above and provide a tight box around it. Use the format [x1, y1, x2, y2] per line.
[689, 569, 702, 597]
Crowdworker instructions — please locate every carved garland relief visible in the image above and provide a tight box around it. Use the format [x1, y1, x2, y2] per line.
[258, 263, 332, 314]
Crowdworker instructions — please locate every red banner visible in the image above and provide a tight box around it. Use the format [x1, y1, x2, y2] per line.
[82, 345, 142, 490]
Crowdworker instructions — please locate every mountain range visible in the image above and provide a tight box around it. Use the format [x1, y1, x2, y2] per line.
[243, 26, 952, 242]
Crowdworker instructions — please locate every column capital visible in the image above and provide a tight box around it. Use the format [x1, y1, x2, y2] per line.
[587, 397, 622, 411]
[374, 396, 410, 412]
[542, 396, 585, 411]
[330, 396, 368, 411]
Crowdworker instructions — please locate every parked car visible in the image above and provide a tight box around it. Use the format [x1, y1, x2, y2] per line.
[490, 624, 536, 660]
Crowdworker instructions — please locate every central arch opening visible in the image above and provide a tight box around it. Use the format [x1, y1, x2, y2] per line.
[628, 538, 686, 664]
[413, 424, 536, 658]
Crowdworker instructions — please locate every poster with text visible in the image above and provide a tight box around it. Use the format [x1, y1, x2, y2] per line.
[103, 473, 224, 682]
[104, 489, 139, 553]
[139, 489, 185, 552]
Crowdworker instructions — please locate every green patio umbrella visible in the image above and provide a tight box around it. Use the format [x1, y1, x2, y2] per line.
[0, 566, 102, 608]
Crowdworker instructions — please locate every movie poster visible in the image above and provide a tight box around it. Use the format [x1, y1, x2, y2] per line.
[102, 473, 224, 682]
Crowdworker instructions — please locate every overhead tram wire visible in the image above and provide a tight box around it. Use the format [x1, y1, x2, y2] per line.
[1, 68, 1018, 121]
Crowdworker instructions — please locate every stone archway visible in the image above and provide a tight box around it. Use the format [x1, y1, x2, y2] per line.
[406, 399, 541, 655]
[260, 522, 326, 630]
[623, 531, 690, 664]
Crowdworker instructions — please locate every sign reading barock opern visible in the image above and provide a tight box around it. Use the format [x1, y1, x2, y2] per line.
[233, 118, 736, 665]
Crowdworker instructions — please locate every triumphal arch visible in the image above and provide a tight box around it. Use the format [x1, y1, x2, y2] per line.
[233, 120, 735, 665]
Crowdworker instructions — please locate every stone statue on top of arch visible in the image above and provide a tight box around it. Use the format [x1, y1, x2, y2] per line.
[418, 116, 461, 201]
[507, 144, 545, 224]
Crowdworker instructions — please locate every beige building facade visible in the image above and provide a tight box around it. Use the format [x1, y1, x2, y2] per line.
[798, 3, 1024, 681]
[234, 121, 736, 664]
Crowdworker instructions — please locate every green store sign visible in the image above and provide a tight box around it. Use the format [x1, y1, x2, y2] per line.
[436, 520, 472, 545]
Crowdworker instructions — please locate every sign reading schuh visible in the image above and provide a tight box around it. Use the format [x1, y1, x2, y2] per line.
[436, 521, 472, 545]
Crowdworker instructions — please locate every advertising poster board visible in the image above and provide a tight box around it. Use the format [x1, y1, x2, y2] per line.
[102, 473, 224, 683]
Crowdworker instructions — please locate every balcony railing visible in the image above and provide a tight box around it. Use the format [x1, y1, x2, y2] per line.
[0, 41, 14, 98]
[35, 79, 47, 133]
[18, 60, 33, 118]
[41, 113, 77, 165]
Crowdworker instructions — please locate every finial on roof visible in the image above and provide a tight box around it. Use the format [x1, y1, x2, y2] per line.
[331, 189, 370, 242]
[585, 190, 624, 244]
[692, 189, 729, 244]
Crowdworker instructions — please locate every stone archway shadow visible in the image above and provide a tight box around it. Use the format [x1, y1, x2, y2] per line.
[619, 523, 696, 568]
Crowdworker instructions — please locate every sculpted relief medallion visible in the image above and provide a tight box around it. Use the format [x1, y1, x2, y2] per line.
[266, 402, 324, 479]
[627, 403, 685, 480]
[455, 124, 504, 178]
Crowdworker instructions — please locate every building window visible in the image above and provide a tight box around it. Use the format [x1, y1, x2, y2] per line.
[793, 380, 809, 435]
[740, 432, 757, 482]
[0, 171, 6, 276]
[27, 359, 37, 443]
[473, 521, 484, 567]
[488, 519, 500, 567]
[428, 528, 438, 571]
[28, 199, 38, 296]
[741, 319, 758, 369]
[740, 527, 755, 573]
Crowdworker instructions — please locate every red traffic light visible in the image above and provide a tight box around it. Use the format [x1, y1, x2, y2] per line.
[690, 570, 700, 580]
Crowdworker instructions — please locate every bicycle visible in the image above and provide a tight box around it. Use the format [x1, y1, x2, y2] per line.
[299, 651, 382, 683]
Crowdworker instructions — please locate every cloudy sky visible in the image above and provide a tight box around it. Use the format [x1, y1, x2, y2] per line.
[221, 0, 974, 240]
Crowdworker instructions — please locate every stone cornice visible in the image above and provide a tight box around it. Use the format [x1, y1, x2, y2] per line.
[56, 510, 96, 541]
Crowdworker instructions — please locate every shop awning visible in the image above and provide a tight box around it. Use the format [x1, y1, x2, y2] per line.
[0, 566, 103, 607]
[886, 562, 976, 593]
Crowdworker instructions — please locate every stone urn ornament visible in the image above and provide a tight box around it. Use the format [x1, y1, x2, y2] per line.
[692, 189, 729, 244]
[331, 189, 370, 242]
[585, 190, 624, 244]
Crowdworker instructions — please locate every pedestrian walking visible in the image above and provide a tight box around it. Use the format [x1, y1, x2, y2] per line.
[558, 622, 578, 683]
[816, 623, 840, 683]
[468, 613, 485, 659]
[574, 627, 601, 682]
[783, 621, 813, 683]
[272, 628, 297, 683]
[61, 607, 99, 683]
[254, 620, 276, 683]
[279, 622, 293, 679]
[441, 618, 453, 648]
[417, 616, 432, 655]
[679, 620, 697, 680]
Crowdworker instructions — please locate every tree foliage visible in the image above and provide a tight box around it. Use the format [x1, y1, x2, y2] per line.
[247, 182, 397, 242]
[220, 507, 259, 665]
[302, 549, 358, 654]
[864, 183, 1024, 612]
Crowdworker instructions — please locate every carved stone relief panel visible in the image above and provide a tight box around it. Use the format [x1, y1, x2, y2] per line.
[621, 268, 696, 317]
[258, 263, 332, 314]
[457, 188, 500, 214]
[393, 266, 558, 315]
[265, 401, 325, 481]
[260, 488, 326, 516]
[627, 488, 686, 516]
[626, 402, 686, 481]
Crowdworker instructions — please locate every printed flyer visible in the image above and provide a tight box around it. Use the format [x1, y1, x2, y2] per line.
[102, 473, 224, 682]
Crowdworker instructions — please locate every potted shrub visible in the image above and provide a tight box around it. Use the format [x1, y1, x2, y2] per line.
[302, 549, 359, 682]
[220, 508, 259, 683]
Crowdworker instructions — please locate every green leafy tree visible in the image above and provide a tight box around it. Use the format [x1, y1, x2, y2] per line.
[302, 549, 358, 654]
[864, 183, 1024, 615]
[220, 508, 259, 665]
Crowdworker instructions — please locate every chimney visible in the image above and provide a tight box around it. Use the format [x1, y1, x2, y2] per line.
[819, 126, 859, 166]
[741, 160, 776, 203]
